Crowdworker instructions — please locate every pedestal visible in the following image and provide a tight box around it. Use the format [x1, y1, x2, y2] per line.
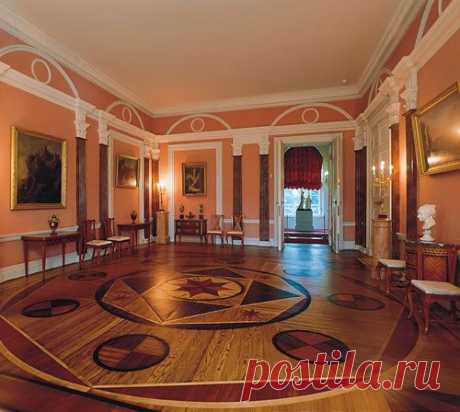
[295, 209, 313, 231]
[371, 218, 392, 278]
[156, 210, 169, 244]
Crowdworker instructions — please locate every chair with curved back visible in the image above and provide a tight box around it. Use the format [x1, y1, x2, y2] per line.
[80, 219, 113, 264]
[206, 214, 225, 245]
[103, 217, 131, 257]
[226, 215, 244, 247]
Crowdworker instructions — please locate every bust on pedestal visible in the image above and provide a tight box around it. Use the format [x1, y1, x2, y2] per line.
[295, 190, 313, 232]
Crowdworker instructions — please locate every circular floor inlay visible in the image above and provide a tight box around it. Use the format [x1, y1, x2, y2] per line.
[273, 330, 350, 363]
[160, 276, 243, 301]
[68, 271, 107, 281]
[94, 334, 169, 372]
[328, 293, 385, 311]
[96, 267, 310, 329]
[22, 299, 80, 318]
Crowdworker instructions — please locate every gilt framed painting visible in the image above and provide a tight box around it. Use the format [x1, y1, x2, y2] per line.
[10, 127, 67, 210]
[116, 155, 139, 188]
[182, 162, 207, 196]
[412, 82, 460, 175]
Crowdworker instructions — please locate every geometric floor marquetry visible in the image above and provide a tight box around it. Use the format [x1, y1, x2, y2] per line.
[273, 330, 350, 363]
[0, 243, 439, 411]
[22, 299, 80, 317]
[96, 267, 310, 329]
[327, 293, 385, 311]
[94, 334, 169, 372]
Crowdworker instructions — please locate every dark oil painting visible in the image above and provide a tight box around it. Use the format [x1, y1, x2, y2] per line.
[116, 155, 139, 188]
[182, 162, 207, 196]
[11, 128, 66, 210]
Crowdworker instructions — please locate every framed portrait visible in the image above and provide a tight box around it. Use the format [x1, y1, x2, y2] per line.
[10, 127, 67, 210]
[182, 162, 207, 196]
[116, 155, 139, 188]
[412, 82, 460, 175]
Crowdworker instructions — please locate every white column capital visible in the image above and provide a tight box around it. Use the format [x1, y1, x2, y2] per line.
[232, 138, 243, 156]
[258, 135, 270, 155]
[97, 111, 110, 145]
[144, 140, 160, 160]
[74, 99, 90, 139]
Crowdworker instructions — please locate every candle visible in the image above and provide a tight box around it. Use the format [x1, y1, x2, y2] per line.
[372, 165, 376, 176]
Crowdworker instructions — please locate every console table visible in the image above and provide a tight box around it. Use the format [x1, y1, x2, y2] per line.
[21, 231, 81, 281]
[405, 240, 459, 283]
[174, 219, 207, 243]
[117, 221, 152, 252]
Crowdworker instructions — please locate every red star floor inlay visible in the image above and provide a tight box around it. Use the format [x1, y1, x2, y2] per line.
[96, 267, 310, 329]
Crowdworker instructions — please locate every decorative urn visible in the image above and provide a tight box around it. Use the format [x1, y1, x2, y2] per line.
[130, 210, 138, 224]
[48, 214, 59, 234]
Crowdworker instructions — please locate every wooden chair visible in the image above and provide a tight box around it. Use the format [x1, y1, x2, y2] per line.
[80, 219, 113, 264]
[376, 258, 406, 294]
[226, 215, 244, 246]
[206, 214, 225, 245]
[103, 218, 131, 257]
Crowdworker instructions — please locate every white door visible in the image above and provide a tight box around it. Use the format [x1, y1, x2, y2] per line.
[275, 141, 285, 251]
[329, 140, 342, 252]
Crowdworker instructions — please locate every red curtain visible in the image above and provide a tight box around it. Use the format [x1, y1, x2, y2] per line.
[284, 147, 323, 190]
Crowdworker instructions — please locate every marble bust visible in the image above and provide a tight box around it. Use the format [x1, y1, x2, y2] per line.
[417, 204, 436, 242]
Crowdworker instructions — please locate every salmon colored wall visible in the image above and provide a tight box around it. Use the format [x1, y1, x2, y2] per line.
[0, 83, 77, 268]
[416, 28, 460, 243]
[173, 149, 216, 220]
[113, 140, 140, 225]
[0, 27, 157, 274]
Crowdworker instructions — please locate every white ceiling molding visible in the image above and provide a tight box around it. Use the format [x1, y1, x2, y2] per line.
[166, 113, 232, 135]
[0, 1, 428, 119]
[356, 0, 425, 98]
[0, 2, 155, 117]
[416, 0, 435, 45]
[157, 120, 355, 144]
[0, 55, 155, 143]
[155, 84, 361, 118]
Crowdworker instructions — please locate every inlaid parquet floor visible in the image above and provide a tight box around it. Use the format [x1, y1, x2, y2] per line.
[0, 243, 459, 411]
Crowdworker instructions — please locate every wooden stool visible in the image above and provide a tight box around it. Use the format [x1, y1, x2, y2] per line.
[408, 280, 460, 334]
[377, 258, 406, 294]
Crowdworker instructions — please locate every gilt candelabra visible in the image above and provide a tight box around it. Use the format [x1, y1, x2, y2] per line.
[372, 161, 392, 218]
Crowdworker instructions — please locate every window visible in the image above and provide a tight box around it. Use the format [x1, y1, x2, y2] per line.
[284, 189, 322, 217]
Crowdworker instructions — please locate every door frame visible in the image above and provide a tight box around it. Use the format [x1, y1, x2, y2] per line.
[273, 132, 343, 251]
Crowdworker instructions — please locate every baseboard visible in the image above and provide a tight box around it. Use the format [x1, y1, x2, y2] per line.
[341, 241, 357, 250]
[0, 251, 81, 284]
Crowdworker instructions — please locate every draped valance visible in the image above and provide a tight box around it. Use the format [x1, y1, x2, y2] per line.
[284, 147, 323, 190]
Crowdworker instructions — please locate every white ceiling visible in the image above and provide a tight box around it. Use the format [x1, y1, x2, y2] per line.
[0, 0, 416, 115]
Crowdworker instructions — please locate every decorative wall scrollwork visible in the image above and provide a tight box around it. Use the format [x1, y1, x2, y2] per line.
[106, 100, 145, 130]
[30, 58, 52, 85]
[301, 108, 320, 124]
[190, 117, 206, 132]
[166, 113, 231, 135]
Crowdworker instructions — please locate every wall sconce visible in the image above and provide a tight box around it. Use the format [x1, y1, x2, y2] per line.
[372, 160, 392, 218]
[157, 182, 167, 211]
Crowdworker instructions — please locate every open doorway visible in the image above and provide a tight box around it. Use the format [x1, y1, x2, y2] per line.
[283, 145, 329, 244]
[274, 133, 343, 252]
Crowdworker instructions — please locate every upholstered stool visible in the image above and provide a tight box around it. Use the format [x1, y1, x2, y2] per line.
[408, 280, 460, 334]
[377, 258, 406, 294]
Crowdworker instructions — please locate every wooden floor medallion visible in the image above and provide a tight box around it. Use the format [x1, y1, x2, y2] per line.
[328, 293, 385, 311]
[94, 334, 169, 372]
[96, 267, 311, 329]
[22, 299, 80, 318]
[0, 244, 425, 410]
[273, 330, 350, 362]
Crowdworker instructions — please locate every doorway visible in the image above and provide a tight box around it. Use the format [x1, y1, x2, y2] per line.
[274, 133, 343, 252]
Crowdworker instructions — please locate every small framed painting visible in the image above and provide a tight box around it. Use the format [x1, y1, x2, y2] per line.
[182, 162, 207, 196]
[116, 155, 139, 188]
[412, 82, 460, 175]
[10, 127, 67, 210]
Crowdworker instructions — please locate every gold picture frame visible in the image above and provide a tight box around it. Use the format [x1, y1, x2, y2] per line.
[412, 82, 460, 175]
[116, 155, 139, 188]
[10, 127, 67, 210]
[182, 162, 207, 196]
